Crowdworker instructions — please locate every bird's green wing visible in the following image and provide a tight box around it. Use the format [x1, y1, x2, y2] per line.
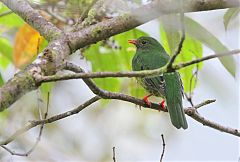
[142, 76, 165, 97]
[132, 53, 165, 96]
[163, 72, 188, 129]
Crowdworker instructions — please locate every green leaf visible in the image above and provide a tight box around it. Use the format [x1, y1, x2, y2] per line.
[114, 29, 149, 70]
[0, 37, 12, 69]
[0, 110, 9, 130]
[224, 8, 240, 30]
[184, 16, 236, 77]
[114, 29, 149, 97]
[84, 29, 148, 96]
[84, 42, 122, 92]
[129, 80, 146, 98]
[177, 37, 202, 92]
[0, 73, 4, 86]
[40, 39, 49, 52]
[160, 14, 181, 55]
[40, 82, 55, 102]
[0, 53, 10, 69]
[0, 4, 24, 28]
[160, 22, 203, 92]
[0, 37, 13, 61]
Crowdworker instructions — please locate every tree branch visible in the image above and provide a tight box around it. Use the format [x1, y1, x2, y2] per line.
[112, 147, 116, 162]
[0, 97, 216, 148]
[174, 49, 240, 70]
[0, 96, 100, 146]
[1, 95, 238, 150]
[185, 108, 240, 137]
[37, 50, 240, 82]
[1, 92, 50, 156]
[79, 0, 99, 22]
[62, 63, 240, 137]
[160, 134, 166, 162]
[63, 62, 166, 111]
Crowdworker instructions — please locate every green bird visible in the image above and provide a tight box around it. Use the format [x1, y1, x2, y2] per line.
[129, 36, 188, 129]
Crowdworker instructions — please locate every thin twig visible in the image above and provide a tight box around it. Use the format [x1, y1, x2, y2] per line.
[25, 92, 50, 156]
[0, 98, 217, 148]
[167, 0, 185, 71]
[62, 63, 240, 137]
[63, 62, 167, 111]
[1, 92, 50, 156]
[1, 145, 29, 156]
[0, 95, 238, 153]
[174, 49, 240, 70]
[46, 7, 68, 23]
[63, 62, 240, 137]
[185, 63, 199, 106]
[0, 96, 100, 146]
[74, 0, 99, 29]
[42, 63, 240, 137]
[37, 90, 43, 120]
[160, 134, 166, 162]
[185, 108, 240, 137]
[80, 0, 99, 22]
[112, 147, 116, 162]
[0, 11, 13, 17]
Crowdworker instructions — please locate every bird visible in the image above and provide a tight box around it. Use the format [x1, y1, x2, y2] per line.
[128, 36, 188, 129]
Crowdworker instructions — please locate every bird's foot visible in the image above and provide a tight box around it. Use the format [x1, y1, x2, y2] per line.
[160, 100, 165, 108]
[158, 100, 165, 111]
[143, 94, 152, 107]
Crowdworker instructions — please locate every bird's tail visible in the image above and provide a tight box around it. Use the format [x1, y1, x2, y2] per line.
[163, 72, 188, 129]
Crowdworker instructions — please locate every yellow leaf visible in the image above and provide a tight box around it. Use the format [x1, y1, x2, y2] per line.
[13, 23, 43, 68]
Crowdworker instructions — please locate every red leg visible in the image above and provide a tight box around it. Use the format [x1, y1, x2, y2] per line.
[143, 94, 152, 106]
[160, 100, 165, 108]
[160, 100, 165, 110]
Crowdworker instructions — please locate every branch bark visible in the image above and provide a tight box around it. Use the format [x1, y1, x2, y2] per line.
[0, 96, 100, 146]
[185, 108, 240, 137]
[37, 50, 240, 82]
[1, 94, 239, 149]
[63, 62, 240, 137]
[0, 97, 217, 147]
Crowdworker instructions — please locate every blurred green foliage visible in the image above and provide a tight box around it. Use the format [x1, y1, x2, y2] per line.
[184, 16, 236, 77]
[0, 74, 3, 86]
[224, 8, 240, 30]
[0, 38, 12, 85]
[160, 19, 203, 93]
[0, 5, 24, 28]
[84, 29, 148, 97]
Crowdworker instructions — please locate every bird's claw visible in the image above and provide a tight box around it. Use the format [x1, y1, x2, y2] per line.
[143, 94, 152, 107]
[158, 100, 165, 111]
[160, 100, 165, 108]
[144, 99, 151, 107]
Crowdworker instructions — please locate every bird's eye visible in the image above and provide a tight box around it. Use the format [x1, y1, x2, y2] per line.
[141, 40, 147, 45]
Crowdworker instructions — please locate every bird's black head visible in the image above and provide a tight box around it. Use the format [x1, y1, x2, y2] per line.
[128, 36, 161, 50]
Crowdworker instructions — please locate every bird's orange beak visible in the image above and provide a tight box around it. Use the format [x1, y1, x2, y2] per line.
[128, 39, 137, 45]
